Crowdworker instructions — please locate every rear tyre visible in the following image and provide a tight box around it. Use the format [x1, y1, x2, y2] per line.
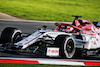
[54, 35, 75, 58]
[0, 27, 22, 44]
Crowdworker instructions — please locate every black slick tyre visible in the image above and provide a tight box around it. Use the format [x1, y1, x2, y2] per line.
[0, 27, 22, 44]
[54, 35, 75, 58]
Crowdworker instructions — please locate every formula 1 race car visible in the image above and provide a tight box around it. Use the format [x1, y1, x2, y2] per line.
[0, 15, 100, 58]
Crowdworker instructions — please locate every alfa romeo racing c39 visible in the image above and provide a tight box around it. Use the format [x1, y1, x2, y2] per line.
[0, 15, 100, 58]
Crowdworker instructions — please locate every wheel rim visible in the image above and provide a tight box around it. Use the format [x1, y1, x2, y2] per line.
[12, 32, 22, 43]
[64, 37, 75, 58]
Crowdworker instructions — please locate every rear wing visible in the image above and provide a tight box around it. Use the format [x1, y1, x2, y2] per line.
[93, 21, 100, 27]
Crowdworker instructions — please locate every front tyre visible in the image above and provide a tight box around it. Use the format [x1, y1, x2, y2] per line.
[0, 27, 22, 44]
[63, 37, 75, 58]
[54, 35, 75, 58]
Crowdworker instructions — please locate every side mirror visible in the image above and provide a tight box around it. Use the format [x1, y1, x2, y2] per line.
[55, 23, 61, 26]
[43, 25, 47, 30]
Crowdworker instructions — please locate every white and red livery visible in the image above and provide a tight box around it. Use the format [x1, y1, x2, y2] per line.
[0, 15, 100, 58]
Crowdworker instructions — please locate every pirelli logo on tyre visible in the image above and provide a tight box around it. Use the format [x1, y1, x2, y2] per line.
[46, 47, 59, 57]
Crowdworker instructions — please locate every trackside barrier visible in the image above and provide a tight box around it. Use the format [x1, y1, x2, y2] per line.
[0, 57, 100, 66]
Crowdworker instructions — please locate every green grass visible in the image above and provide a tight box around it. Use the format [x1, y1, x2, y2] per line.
[0, 63, 81, 67]
[0, 0, 100, 22]
[0, 63, 98, 67]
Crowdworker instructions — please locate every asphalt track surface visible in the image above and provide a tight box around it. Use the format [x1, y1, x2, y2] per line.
[0, 20, 100, 64]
